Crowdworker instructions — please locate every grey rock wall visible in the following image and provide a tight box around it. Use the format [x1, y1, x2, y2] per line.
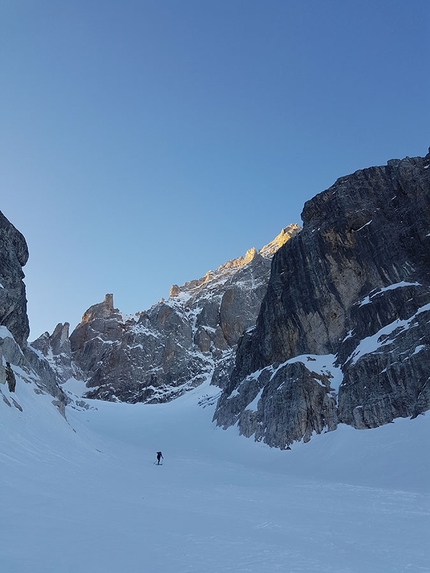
[214, 151, 430, 447]
[0, 211, 29, 348]
[0, 210, 68, 414]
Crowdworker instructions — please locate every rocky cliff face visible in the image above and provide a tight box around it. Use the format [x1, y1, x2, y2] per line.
[0, 211, 68, 415]
[34, 226, 299, 403]
[213, 151, 430, 448]
[0, 211, 29, 348]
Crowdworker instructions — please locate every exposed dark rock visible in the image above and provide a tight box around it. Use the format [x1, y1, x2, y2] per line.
[0, 211, 29, 348]
[0, 211, 69, 414]
[214, 151, 430, 447]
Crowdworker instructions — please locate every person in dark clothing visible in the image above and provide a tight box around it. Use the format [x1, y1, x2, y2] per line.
[156, 451, 164, 465]
[5, 362, 16, 393]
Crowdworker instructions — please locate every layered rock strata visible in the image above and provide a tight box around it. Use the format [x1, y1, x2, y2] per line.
[214, 152, 430, 447]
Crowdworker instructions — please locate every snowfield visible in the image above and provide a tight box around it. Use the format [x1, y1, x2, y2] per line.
[1, 374, 429, 573]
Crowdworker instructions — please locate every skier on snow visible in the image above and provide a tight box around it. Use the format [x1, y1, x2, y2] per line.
[156, 451, 164, 465]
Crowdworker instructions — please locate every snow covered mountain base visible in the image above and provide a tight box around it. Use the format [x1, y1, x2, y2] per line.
[1, 375, 429, 573]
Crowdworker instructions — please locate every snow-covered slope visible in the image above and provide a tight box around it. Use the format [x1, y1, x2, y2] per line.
[1, 372, 429, 573]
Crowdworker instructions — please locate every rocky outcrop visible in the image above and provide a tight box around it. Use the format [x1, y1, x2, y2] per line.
[31, 322, 81, 383]
[0, 211, 69, 414]
[214, 151, 430, 448]
[0, 211, 29, 348]
[34, 226, 300, 403]
[0, 325, 68, 415]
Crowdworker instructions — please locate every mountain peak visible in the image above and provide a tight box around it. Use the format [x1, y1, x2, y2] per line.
[169, 224, 300, 299]
[80, 293, 115, 323]
[259, 224, 301, 258]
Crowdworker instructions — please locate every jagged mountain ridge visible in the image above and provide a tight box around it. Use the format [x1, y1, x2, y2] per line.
[213, 151, 430, 448]
[33, 225, 299, 403]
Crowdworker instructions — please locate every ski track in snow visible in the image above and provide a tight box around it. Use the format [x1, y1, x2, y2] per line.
[1, 377, 429, 573]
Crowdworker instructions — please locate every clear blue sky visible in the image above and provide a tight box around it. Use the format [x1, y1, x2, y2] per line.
[1, 0, 429, 339]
